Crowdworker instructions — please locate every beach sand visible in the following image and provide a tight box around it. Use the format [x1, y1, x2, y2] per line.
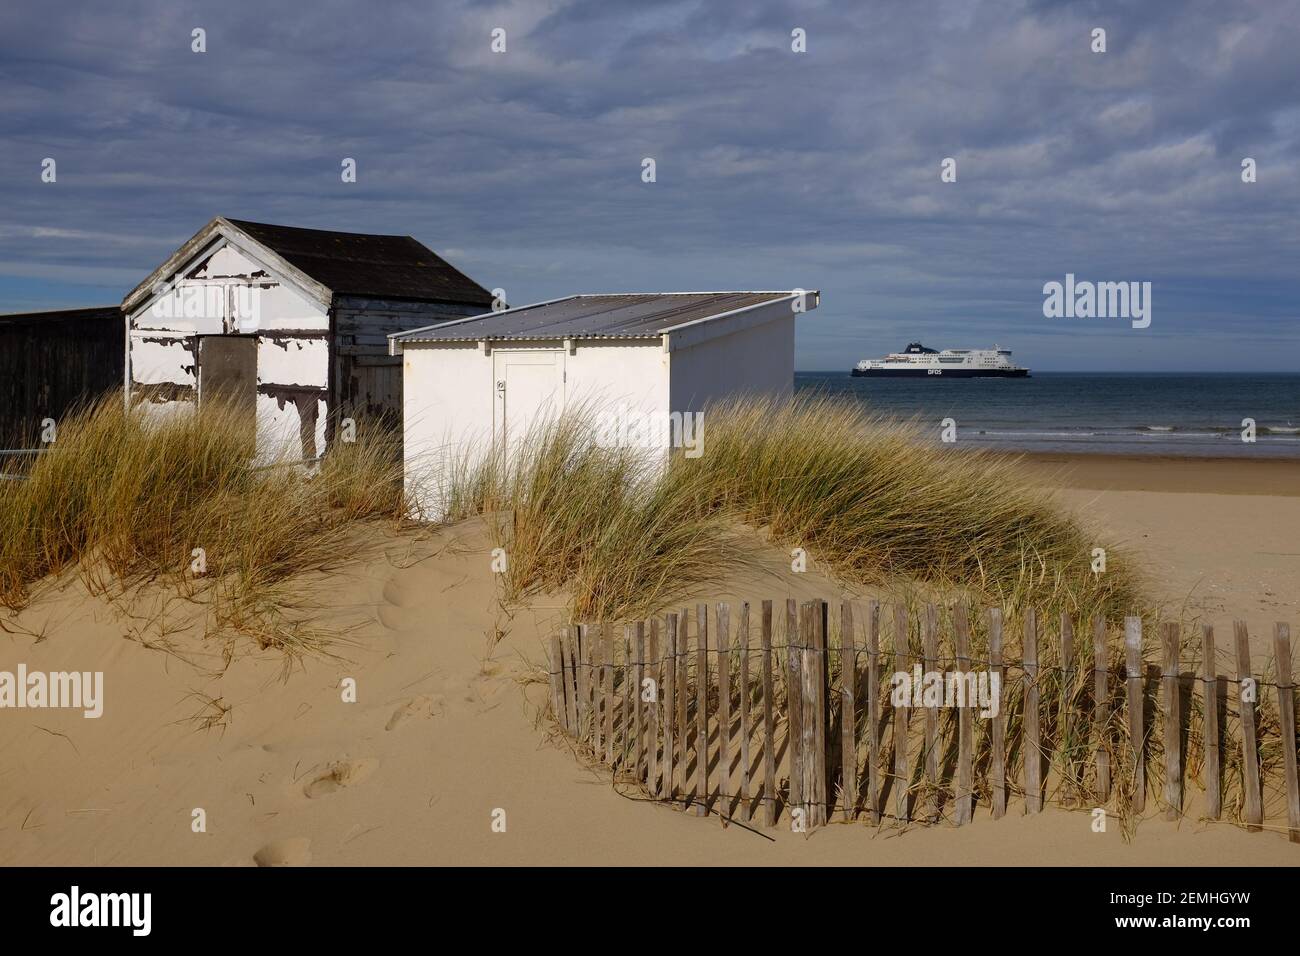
[1018, 454, 1300, 651]
[1016, 452, 1300, 497]
[3, 455, 1298, 866]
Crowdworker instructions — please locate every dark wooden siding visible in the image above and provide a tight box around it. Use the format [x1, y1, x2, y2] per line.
[331, 297, 485, 435]
[0, 307, 123, 445]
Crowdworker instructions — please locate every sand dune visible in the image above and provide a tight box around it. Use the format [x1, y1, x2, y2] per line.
[2, 459, 1298, 866]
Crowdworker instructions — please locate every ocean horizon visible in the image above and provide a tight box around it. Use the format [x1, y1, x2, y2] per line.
[794, 371, 1300, 458]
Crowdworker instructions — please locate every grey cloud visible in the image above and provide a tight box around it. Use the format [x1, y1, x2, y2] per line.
[0, 0, 1296, 369]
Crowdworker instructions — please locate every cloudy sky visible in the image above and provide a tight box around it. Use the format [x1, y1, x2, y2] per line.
[2, 0, 1297, 370]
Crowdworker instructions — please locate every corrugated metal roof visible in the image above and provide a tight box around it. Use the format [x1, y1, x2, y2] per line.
[390, 291, 799, 344]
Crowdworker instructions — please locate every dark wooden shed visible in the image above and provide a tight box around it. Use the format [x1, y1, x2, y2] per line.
[0, 306, 123, 445]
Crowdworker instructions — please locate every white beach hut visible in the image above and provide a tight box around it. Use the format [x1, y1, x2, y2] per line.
[121, 217, 493, 463]
[388, 290, 818, 519]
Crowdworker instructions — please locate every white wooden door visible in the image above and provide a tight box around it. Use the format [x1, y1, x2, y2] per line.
[493, 350, 565, 454]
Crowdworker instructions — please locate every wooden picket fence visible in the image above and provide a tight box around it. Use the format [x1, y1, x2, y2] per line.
[547, 599, 1300, 842]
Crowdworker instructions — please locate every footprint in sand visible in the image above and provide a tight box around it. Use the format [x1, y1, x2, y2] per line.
[385, 694, 444, 730]
[377, 578, 422, 630]
[376, 603, 407, 630]
[302, 758, 379, 798]
[381, 579, 410, 607]
[452, 663, 511, 706]
[253, 837, 312, 867]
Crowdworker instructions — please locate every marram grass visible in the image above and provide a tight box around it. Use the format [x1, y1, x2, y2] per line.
[0, 397, 404, 661]
[3, 394, 1145, 662]
[442, 404, 742, 620]
[447, 394, 1144, 625]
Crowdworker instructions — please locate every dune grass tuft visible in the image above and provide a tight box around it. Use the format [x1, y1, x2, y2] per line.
[447, 395, 1144, 624]
[0, 397, 405, 660]
[673, 395, 1141, 621]
[4, 392, 1145, 662]
[443, 407, 741, 620]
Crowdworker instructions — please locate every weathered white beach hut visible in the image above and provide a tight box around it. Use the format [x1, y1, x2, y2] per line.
[121, 217, 493, 460]
[388, 290, 818, 518]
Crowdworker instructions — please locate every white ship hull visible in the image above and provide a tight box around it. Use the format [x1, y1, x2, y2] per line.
[852, 343, 1029, 378]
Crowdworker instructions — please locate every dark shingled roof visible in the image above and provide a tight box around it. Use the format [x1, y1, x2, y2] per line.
[391, 292, 797, 343]
[0, 306, 121, 326]
[226, 219, 493, 305]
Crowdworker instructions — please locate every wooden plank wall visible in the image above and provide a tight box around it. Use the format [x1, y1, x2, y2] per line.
[0, 309, 124, 445]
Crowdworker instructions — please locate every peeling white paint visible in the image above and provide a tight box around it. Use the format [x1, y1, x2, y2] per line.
[131, 286, 223, 333]
[256, 393, 327, 462]
[313, 398, 327, 459]
[234, 283, 327, 334]
[129, 337, 195, 386]
[198, 245, 262, 278]
[256, 336, 328, 387]
[133, 400, 195, 423]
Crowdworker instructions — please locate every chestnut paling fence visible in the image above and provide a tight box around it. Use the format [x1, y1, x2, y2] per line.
[546, 600, 1300, 842]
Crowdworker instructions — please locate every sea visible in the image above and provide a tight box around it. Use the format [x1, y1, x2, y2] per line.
[793, 372, 1300, 458]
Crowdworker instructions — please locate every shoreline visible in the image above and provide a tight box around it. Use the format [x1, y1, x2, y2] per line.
[1007, 451, 1300, 496]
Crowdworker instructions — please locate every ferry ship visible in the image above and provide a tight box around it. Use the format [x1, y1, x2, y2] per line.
[851, 343, 1029, 378]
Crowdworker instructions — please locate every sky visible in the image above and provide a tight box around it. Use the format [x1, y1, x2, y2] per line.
[1, 0, 1298, 371]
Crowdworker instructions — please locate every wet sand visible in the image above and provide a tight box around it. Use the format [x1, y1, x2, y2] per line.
[1014, 452, 1300, 496]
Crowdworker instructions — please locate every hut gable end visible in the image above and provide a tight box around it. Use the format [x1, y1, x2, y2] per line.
[121, 217, 495, 465]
